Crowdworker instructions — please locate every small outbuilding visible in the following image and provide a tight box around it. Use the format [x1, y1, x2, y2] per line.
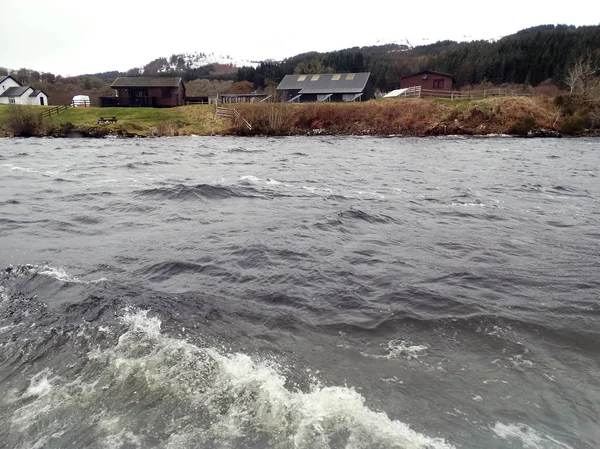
[399, 71, 455, 91]
[72, 95, 91, 107]
[0, 75, 48, 105]
[276, 73, 374, 103]
[109, 77, 186, 107]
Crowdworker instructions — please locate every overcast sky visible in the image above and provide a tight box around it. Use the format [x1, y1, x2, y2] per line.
[2, 0, 599, 75]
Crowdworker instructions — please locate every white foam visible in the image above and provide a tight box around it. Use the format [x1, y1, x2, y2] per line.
[492, 423, 573, 449]
[8, 309, 455, 449]
[239, 175, 260, 183]
[363, 339, 429, 360]
[1, 164, 39, 174]
[451, 202, 485, 207]
[23, 370, 54, 399]
[302, 186, 333, 194]
[509, 354, 534, 369]
[37, 265, 107, 284]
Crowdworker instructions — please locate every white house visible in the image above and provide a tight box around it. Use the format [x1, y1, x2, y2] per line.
[0, 75, 49, 106]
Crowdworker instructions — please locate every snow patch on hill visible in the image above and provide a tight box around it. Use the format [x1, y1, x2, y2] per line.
[155, 52, 260, 72]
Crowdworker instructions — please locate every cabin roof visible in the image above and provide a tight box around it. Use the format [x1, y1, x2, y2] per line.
[276, 73, 371, 93]
[400, 70, 456, 80]
[111, 77, 183, 88]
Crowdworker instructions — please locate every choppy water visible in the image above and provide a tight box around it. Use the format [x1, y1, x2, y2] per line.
[0, 136, 598, 449]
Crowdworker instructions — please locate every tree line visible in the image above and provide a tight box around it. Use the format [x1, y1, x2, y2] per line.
[236, 25, 600, 92]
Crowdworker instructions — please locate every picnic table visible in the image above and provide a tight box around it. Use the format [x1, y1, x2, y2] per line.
[98, 116, 117, 124]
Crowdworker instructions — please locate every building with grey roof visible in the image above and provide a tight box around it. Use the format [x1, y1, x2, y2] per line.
[0, 76, 48, 105]
[276, 73, 374, 103]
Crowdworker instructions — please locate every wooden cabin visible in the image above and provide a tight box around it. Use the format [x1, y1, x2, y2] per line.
[108, 77, 186, 107]
[399, 71, 455, 91]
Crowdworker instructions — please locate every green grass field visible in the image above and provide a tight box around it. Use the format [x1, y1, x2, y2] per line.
[0, 104, 228, 136]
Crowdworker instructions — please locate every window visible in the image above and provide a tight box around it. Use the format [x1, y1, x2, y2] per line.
[346, 74, 355, 80]
[297, 75, 307, 81]
[332, 74, 341, 81]
[9, 98, 15, 104]
[161, 88, 172, 99]
[433, 79, 445, 89]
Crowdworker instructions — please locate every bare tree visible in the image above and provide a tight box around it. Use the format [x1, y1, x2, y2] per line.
[566, 55, 599, 97]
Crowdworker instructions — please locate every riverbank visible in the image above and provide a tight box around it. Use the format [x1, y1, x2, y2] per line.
[0, 96, 591, 138]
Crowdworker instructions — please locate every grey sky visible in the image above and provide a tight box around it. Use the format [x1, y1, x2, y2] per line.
[2, 0, 599, 75]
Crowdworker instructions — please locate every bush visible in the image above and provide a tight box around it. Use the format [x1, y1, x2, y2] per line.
[509, 116, 537, 135]
[154, 120, 180, 136]
[560, 113, 588, 134]
[4, 105, 47, 137]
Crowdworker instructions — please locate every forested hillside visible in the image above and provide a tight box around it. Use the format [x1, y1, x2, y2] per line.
[236, 25, 600, 92]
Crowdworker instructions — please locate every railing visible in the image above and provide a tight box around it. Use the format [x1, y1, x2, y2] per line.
[98, 96, 157, 107]
[40, 103, 71, 118]
[420, 88, 531, 99]
[387, 86, 530, 100]
[216, 107, 252, 130]
[71, 99, 100, 107]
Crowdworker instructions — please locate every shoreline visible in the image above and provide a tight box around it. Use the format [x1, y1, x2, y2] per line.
[0, 97, 596, 138]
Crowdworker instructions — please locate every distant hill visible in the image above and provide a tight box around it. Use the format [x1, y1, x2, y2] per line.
[236, 25, 600, 92]
[2, 25, 599, 104]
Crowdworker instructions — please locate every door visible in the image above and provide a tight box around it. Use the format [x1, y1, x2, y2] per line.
[40, 97, 45, 105]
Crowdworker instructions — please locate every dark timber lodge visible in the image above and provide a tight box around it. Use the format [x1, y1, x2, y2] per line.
[276, 73, 374, 103]
[101, 77, 186, 107]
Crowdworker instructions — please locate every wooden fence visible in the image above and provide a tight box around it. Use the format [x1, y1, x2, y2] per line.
[386, 86, 530, 100]
[216, 107, 252, 130]
[40, 103, 72, 118]
[420, 88, 531, 99]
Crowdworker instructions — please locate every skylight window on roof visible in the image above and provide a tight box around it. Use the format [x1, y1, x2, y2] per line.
[346, 74, 355, 80]
[298, 75, 307, 81]
[311, 75, 320, 81]
[332, 74, 341, 80]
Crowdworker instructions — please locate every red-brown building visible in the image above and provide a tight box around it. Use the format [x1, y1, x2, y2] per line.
[108, 77, 186, 107]
[399, 71, 455, 91]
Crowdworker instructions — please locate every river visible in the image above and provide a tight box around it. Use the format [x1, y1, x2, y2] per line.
[0, 136, 598, 449]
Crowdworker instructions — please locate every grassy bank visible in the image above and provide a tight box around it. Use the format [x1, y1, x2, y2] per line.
[232, 97, 563, 136]
[0, 97, 583, 138]
[0, 105, 225, 137]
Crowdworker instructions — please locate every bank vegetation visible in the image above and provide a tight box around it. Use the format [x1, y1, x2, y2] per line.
[0, 93, 598, 138]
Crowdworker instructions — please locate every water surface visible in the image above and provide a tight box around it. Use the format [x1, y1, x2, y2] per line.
[0, 136, 598, 449]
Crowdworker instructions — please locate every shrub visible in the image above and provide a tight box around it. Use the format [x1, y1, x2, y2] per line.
[4, 105, 47, 137]
[561, 113, 588, 134]
[154, 120, 180, 136]
[509, 116, 537, 136]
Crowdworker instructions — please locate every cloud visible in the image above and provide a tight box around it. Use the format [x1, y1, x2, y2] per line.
[1, 0, 598, 75]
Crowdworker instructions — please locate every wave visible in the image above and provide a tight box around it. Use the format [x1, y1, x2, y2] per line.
[134, 183, 266, 201]
[492, 423, 573, 449]
[227, 147, 266, 153]
[3, 264, 107, 285]
[337, 208, 398, 224]
[3, 309, 455, 449]
[136, 261, 231, 282]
